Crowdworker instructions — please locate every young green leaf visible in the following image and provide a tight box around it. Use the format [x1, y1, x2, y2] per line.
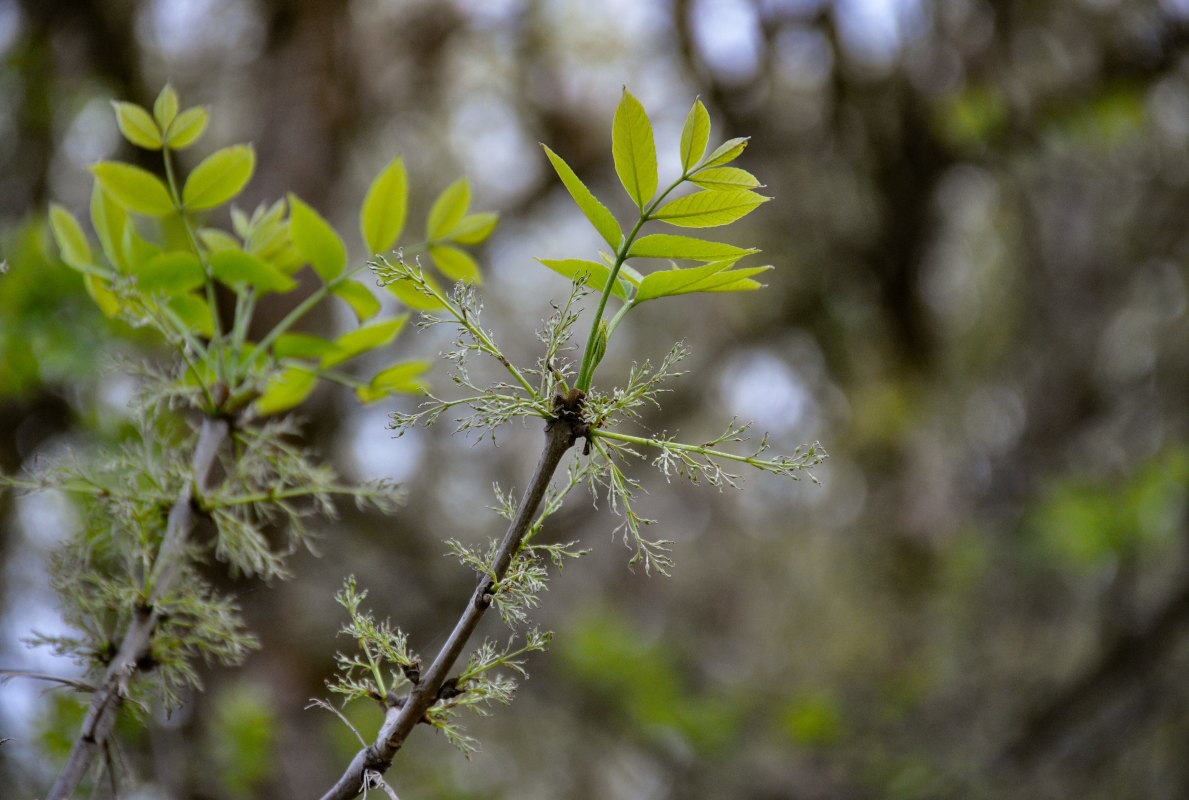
[168, 294, 215, 337]
[680, 99, 711, 174]
[700, 136, 749, 168]
[536, 258, 635, 300]
[635, 262, 771, 302]
[112, 102, 163, 150]
[90, 182, 131, 271]
[89, 162, 175, 216]
[331, 281, 382, 321]
[450, 212, 498, 245]
[274, 333, 338, 360]
[182, 145, 255, 211]
[356, 360, 431, 401]
[428, 244, 481, 283]
[210, 248, 297, 294]
[540, 144, 623, 251]
[289, 194, 346, 281]
[49, 204, 92, 270]
[153, 84, 179, 132]
[689, 166, 761, 191]
[653, 189, 768, 228]
[165, 107, 209, 149]
[321, 316, 409, 368]
[84, 274, 120, 318]
[198, 227, 240, 253]
[361, 156, 408, 254]
[135, 251, 205, 294]
[426, 178, 470, 240]
[254, 366, 318, 415]
[612, 88, 658, 209]
[628, 233, 756, 262]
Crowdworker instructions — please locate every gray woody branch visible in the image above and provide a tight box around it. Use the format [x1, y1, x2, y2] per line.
[319, 399, 586, 800]
[47, 416, 229, 800]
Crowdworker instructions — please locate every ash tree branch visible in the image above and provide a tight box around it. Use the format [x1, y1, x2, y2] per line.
[319, 406, 584, 800]
[46, 416, 229, 800]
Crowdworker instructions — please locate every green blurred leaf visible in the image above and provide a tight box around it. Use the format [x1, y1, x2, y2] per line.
[701, 136, 749, 168]
[426, 177, 470, 240]
[49, 204, 92, 270]
[361, 156, 408, 253]
[612, 88, 658, 209]
[152, 84, 179, 131]
[206, 681, 276, 799]
[450, 212, 498, 245]
[356, 360, 431, 401]
[210, 248, 296, 294]
[628, 233, 755, 262]
[112, 101, 163, 150]
[90, 182, 130, 271]
[541, 145, 623, 251]
[680, 99, 711, 174]
[321, 315, 408, 368]
[428, 243, 481, 283]
[169, 293, 215, 337]
[636, 261, 770, 302]
[135, 251, 205, 294]
[653, 189, 768, 228]
[537, 258, 635, 300]
[689, 166, 761, 191]
[89, 162, 174, 216]
[198, 227, 240, 253]
[84, 273, 120, 317]
[289, 194, 346, 281]
[183, 145, 255, 211]
[166, 106, 209, 150]
[274, 333, 338, 360]
[331, 280, 381, 321]
[254, 366, 317, 415]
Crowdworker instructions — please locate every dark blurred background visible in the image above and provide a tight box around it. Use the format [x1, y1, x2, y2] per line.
[3, 0, 1189, 798]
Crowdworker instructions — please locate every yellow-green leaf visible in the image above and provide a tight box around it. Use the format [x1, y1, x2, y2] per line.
[112, 101, 163, 150]
[331, 280, 381, 321]
[357, 360, 431, 401]
[321, 316, 408, 368]
[210, 248, 297, 294]
[689, 167, 761, 191]
[84, 274, 120, 317]
[612, 88, 658, 209]
[49, 204, 92, 270]
[429, 244, 481, 283]
[450, 212, 498, 245]
[274, 333, 337, 360]
[166, 107, 209, 149]
[135, 251, 204, 294]
[653, 189, 768, 228]
[89, 162, 174, 216]
[198, 227, 240, 253]
[680, 99, 711, 174]
[90, 182, 130, 271]
[289, 194, 346, 281]
[636, 262, 771, 302]
[540, 145, 623, 251]
[536, 258, 636, 300]
[183, 145, 255, 211]
[361, 156, 408, 254]
[153, 85, 179, 131]
[426, 178, 470, 240]
[629, 234, 756, 262]
[701, 136, 749, 168]
[169, 294, 215, 337]
[254, 366, 318, 415]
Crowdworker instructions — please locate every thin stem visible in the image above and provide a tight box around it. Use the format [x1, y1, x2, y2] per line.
[163, 147, 223, 338]
[592, 428, 813, 472]
[249, 263, 371, 369]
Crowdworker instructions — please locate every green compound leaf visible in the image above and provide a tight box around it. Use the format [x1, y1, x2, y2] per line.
[536, 258, 636, 300]
[356, 360, 431, 402]
[701, 136, 749, 168]
[166, 107, 209, 150]
[689, 167, 761, 191]
[636, 261, 771, 303]
[89, 162, 175, 216]
[321, 315, 409, 368]
[49, 203, 92, 270]
[169, 293, 215, 337]
[540, 144, 623, 251]
[135, 251, 205, 294]
[274, 333, 338, 360]
[680, 99, 711, 174]
[90, 182, 130, 271]
[426, 177, 470, 240]
[254, 366, 317, 416]
[450, 212, 498, 245]
[210, 248, 297, 294]
[428, 244, 481, 283]
[653, 189, 768, 228]
[361, 156, 408, 254]
[628, 233, 756, 262]
[331, 280, 381, 321]
[183, 145, 255, 211]
[289, 194, 346, 281]
[112, 102, 163, 150]
[153, 84, 179, 132]
[612, 88, 658, 209]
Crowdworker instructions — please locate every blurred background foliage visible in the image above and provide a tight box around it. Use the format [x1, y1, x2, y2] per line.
[2, 0, 1189, 798]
